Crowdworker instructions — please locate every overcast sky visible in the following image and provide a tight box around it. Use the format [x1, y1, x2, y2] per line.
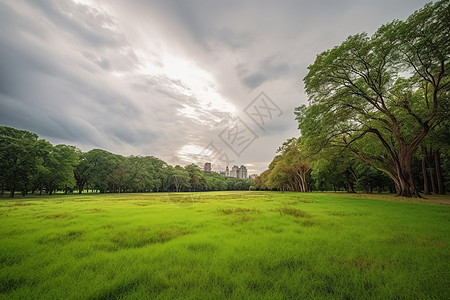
[0, 0, 429, 174]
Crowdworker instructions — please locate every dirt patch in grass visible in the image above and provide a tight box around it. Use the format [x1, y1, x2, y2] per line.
[275, 207, 311, 218]
[298, 219, 319, 227]
[218, 207, 259, 215]
[44, 212, 72, 219]
[14, 202, 35, 206]
[298, 199, 317, 203]
[133, 202, 153, 206]
[328, 211, 369, 217]
[231, 215, 251, 225]
[289, 197, 318, 204]
[211, 194, 249, 200]
[161, 194, 206, 204]
[217, 207, 258, 225]
[387, 234, 443, 248]
[86, 208, 102, 212]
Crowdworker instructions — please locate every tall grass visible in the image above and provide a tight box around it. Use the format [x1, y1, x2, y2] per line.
[0, 191, 449, 299]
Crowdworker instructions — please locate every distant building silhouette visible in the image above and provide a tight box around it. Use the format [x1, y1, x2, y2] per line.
[224, 165, 247, 179]
[204, 162, 211, 172]
[230, 165, 238, 178]
[238, 165, 247, 179]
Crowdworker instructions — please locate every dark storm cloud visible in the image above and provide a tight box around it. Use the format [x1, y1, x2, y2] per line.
[0, 0, 150, 151]
[239, 54, 295, 89]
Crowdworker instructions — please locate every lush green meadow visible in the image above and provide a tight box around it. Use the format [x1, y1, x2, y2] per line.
[0, 192, 449, 299]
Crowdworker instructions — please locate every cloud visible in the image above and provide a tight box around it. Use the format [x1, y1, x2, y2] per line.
[0, 0, 430, 173]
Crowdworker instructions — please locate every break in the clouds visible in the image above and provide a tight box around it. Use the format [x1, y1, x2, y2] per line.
[0, 0, 429, 174]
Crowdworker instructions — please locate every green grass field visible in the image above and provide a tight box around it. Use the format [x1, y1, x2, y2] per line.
[0, 191, 449, 299]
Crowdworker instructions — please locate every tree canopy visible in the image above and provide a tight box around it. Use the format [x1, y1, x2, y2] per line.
[295, 1, 449, 197]
[0, 126, 250, 197]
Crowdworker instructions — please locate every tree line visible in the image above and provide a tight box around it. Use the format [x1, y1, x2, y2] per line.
[0, 126, 250, 198]
[254, 1, 449, 197]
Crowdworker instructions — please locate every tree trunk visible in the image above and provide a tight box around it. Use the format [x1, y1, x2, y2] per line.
[10, 184, 15, 198]
[345, 169, 355, 193]
[429, 165, 437, 194]
[434, 149, 445, 194]
[396, 155, 421, 198]
[421, 144, 430, 195]
[428, 146, 437, 194]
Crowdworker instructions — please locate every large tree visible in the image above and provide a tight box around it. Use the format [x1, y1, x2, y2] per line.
[296, 1, 449, 197]
[0, 127, 47, 197]
[38, 144, 80, 195]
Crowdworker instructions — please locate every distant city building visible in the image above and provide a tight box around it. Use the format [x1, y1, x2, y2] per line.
[249, 174, 258, 179]
[204, 162, 211, 172]
[238, 165, 247, 179]
[224, 165, 248, 179]
[230, 165, 238, 178]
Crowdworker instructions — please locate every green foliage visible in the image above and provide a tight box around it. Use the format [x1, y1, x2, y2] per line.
[296, 1, 450, 197]
[0, 126, 250, 196]
[258, 138, 310, 192]
[35, 144, 80, 195]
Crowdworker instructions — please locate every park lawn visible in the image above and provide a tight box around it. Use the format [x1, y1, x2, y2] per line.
[0, 191, 449, 299]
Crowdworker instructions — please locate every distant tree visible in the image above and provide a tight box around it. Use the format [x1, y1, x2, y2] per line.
[185, 164, 204, 191]
[142, 156, 166, 192]
[75, 149, 121, 193]
[250, 175, 263, 190]
[172, 165, 190, 192]
[261, 138, 311, 192]
[108, 158, 128, 193]
[74, 152, 89, 194]
[0, 127, 47, 197]
[355, 164, 391, 193]
[266, 156, 291, 191]
[38, 145, 80, 195]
